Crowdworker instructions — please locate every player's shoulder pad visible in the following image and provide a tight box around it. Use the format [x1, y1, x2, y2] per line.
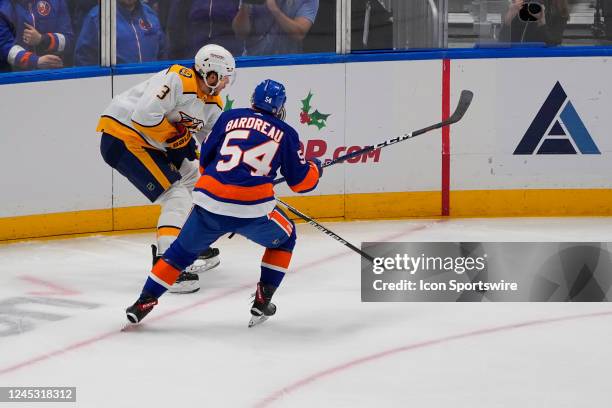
[203, 94, 224, 110]
[166, 64, 197, 95]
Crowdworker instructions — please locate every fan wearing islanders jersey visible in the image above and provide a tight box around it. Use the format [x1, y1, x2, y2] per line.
[126, 79, 323, 327]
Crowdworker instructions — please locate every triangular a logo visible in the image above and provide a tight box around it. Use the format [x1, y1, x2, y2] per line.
[514, 82, 600, 155]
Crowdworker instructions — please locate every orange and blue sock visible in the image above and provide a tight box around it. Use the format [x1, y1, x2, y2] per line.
[260, 248, 292, 287]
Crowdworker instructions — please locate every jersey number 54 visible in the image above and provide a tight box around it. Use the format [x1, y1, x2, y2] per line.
[216, 130, 280, 177]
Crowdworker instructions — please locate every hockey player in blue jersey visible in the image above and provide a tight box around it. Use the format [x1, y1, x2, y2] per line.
[126, 79, 323, 327]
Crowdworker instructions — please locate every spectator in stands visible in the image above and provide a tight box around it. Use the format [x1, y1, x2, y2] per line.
[66, 0, 97, 38]
[143, 0, 169, 31]
[499, 0, 569, 45]
[0, 0, 74, 72]
[74, 0, 165, 66]
[165, 0, 242, 60]
[302, 0, 335, 53]
[233, 0, 318, 56]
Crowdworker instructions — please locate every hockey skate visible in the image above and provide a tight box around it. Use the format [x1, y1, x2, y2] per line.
[248, 282, 277, 328]
[151, 245, 200, 294]
[168, 270, 200, 294]
[126, 295, 158, 324]
[185, 247, 221, 274]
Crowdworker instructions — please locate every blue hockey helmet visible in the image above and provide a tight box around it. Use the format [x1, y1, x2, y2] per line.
[251, 79, 287, 118]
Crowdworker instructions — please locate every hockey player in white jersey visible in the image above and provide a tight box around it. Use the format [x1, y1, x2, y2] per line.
[96, 44, 235, 293]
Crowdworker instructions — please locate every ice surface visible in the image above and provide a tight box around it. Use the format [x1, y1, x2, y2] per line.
[0, 217, 611, 407]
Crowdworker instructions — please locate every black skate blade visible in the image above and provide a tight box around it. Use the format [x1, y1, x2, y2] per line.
[248, 315, 269, 328]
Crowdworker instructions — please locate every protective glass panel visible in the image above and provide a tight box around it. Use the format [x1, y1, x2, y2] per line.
[303, 0, 336, 53]
[73, 0, 103, 66]
[448, 0, 507, 47]
[106, 0, 166, 64]
[352, 0, 444, 51]
[107, 0, 335, 65]
[210, 0, 336, 57]
[162, 0, 240, 60]
[351, 0, 393, 50]
[449, 0, 612, 48]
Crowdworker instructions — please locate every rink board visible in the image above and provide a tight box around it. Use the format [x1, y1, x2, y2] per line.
[450, 58, 612, 191]
[2, 56, 612, 240]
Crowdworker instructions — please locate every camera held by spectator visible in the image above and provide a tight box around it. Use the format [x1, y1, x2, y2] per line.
[519, 1, 544, 22]
[500, 0, 569, 46]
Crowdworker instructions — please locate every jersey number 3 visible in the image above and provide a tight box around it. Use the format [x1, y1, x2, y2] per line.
[156, 85, 170, 100]
[216, 130, 279, 177]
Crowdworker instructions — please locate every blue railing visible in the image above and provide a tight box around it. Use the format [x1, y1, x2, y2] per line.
[2, 46, 612, 86]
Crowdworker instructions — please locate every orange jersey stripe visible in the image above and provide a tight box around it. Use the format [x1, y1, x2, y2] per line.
[290, 162, 320, 193]
[161, 65, 223, 106]
[157, 226, 180, 238]
[195, 175, 274, 202]
[204, 98, 223, 109]
[168, 64, 198, 94]
[269, 209, 293, 236]
[129, 147, 172, 190]
[19, 52, 32, 67]
[262, 248, 292, 269]
[97, 117, 172, 189]
[96, 116, 150, 148]
[151, 259, 181, 286]
[46, 33, 56, 51]
[132, 117, 180, 144]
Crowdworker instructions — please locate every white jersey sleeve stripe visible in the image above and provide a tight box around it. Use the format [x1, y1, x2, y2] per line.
[261, 262, 288, 274]
[7, 45, 25, 65]
[56, 33, 66, 52]
[192, 190, 277, 218]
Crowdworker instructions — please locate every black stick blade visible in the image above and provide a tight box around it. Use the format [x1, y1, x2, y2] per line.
[447, 90, 474, 124]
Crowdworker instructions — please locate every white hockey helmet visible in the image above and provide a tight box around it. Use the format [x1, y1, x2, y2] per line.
[194, 44, 236, 91]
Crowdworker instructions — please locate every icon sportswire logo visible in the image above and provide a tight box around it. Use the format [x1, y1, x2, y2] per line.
[514, 82, 600, 155]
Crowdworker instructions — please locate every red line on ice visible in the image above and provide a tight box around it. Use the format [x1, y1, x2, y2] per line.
[253, 310, 612, 408]
[0, 222, 432, 377]
[0, 284, 250, 376]
[20, 275, 80, 296]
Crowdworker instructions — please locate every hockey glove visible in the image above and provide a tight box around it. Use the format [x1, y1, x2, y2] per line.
[310, 158, 323, 178]
[166, 125, 198, 168]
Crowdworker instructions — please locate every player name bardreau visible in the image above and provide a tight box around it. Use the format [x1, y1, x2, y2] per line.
[372, 279, 519, 292]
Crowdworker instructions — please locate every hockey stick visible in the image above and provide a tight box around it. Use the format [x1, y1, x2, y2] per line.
[230, 92, 473, 255]
[273, 89, 474, 185]
[276, 197, 375, 263]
